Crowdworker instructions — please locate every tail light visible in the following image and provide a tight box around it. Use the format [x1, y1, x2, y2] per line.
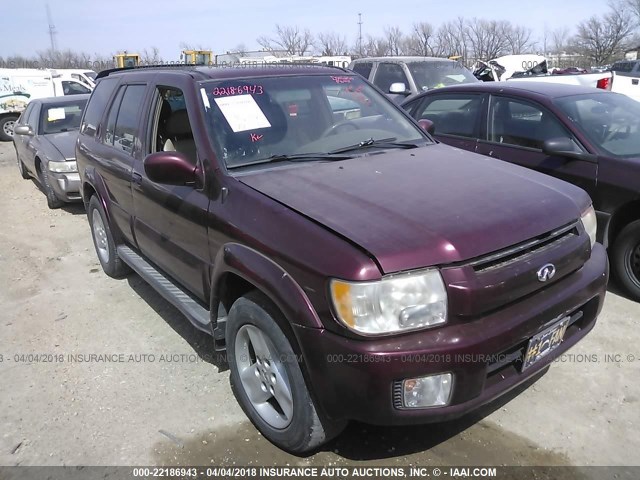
[596, 77, 611, 90]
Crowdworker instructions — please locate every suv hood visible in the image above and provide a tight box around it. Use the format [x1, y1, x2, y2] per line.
[238, 144, 589, 274]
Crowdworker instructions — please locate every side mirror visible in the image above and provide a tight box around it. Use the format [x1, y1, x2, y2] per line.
[389, 82, 410, 95]
[143, 152, 199, 185]
[542, 138, 598, 163]
[418, 119, 435, 135]
[13, 125, 34, 136]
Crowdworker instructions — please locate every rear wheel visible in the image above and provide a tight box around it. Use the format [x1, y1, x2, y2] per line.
[87, 195, 129, 278]
[0, 115, 18, 142]
[612, 220, 640, 301]
[226, 291, 346, 453]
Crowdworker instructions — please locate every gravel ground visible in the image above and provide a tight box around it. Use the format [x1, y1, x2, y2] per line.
[0, 140, 638, 471]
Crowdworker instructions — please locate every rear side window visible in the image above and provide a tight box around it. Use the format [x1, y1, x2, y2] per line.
[351, 62, 373, 80]
[373, 63, 409, 93]
[415, 94, 483, 138]
[612, 62, 634, 73]
[103, 84, 147, 155]
[81, 77, 118, 137]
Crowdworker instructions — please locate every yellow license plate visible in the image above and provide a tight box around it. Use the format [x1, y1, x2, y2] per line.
[522, 317, 570, 371]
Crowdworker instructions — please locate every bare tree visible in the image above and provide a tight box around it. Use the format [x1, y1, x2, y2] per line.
[317, 31, 348, 56]
[627, 0, 640, 22]
[141, 46, 162, 64]
[361, 35, 389, 57]
[384, 26, 404, 55]
[465, 19, 511, 60]
[571, 2, 634, 63]
[405, 22, 438, 56]
[550, 27, 570, 54]
[436, 18, 469, 60]
[505, 25, 536, 54]
[257, 25, 314, 56]
[230, 44, 248, 55]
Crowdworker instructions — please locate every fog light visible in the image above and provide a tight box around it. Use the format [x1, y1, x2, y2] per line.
[403, 373, 452, 408]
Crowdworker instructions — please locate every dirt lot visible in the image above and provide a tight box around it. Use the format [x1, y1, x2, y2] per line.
[0, 140, 638, 470]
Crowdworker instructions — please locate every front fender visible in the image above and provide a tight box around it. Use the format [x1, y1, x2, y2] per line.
[210, 243, 324, 330]
[81, 165, 126, 245]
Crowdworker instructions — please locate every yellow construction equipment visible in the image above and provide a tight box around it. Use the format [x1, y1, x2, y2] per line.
[114, 53, 141, 68]
[182, 50, 213, 65]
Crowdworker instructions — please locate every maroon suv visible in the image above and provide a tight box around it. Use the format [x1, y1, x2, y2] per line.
[76, 65, 608, 453]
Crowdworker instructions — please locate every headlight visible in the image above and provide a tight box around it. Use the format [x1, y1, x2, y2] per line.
[580, 205, 597, 248]
[48, 160, 77, 173]
[330, 269, 447, 335]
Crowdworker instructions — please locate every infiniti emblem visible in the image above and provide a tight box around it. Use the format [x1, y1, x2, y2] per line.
[537, 263, 556, 282]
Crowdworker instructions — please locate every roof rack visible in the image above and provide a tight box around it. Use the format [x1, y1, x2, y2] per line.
[96, 63, 199, 80]
[95, 62, 350, 80]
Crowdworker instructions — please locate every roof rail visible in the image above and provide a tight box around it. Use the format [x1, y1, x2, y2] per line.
[96, 64, 198, 80]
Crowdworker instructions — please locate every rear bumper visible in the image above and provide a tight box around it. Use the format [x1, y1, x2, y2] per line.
[50, 172, 81, 202]
[295, 243, 608, 425]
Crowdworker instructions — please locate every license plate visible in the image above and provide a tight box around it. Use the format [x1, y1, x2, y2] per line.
[522, 317, 570, 371]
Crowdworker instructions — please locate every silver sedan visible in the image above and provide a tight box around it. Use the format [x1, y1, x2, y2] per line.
[12, 95, 89, 209]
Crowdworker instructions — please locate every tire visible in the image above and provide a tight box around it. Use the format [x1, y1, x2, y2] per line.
[87, 195, 130, 278]
[0, 115, 18, 142]
[227, 291, 346, 453]
[612, 220, 640, 301]
[39, 165, 64, 209]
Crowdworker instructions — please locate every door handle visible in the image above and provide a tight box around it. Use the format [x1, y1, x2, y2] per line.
[633, 79, 639, 86]
[132, 172, 142, 186]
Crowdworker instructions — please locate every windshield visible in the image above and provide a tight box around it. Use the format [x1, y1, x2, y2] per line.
[408, 61, 478, 90]
[200, 74, 428, 169]
[39, 100, 87, 135]
[554, 93, 640, 158]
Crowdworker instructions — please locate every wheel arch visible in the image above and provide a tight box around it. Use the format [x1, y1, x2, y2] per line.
[607, 200, 640, 248]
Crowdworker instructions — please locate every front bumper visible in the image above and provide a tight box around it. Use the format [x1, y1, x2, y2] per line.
[295, 243, 608, 425]
[49, 171, 81, 202]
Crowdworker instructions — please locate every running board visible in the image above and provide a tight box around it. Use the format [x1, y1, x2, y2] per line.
[117, 245, 211, 332]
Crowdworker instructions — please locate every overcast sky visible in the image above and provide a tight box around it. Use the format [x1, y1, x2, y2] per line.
[1, 0, 612, 60]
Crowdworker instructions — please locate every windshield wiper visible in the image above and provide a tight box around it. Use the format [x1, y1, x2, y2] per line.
[228, 152, 353, 169]
[329, 137, 420, 154]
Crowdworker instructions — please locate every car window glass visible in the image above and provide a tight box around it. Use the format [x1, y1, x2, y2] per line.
[489, 97, 573, 150]
[81, 77, 118, 136]
[23, 104, 36, 127]
[352, 62, 373, 79]
[40, 100, 87, 135]
[104, 86, 125, 146]
[110, 85, 146, 155]
[416, 94, 482, 138]
[62, 80, 91, 95]
[151, 86, 197, 165]
[373, 63, 409, 92]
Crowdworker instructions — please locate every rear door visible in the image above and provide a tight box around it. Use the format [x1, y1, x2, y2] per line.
[406, 92, 484, 152]
[97, 82, 149, 244]
[476, 95, 597, 198]
[131, 75, 211, 301]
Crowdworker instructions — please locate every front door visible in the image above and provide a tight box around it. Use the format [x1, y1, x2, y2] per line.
[131, 77, 211, 301]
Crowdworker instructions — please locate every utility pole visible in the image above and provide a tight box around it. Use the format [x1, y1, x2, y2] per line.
[46, 3, 58, 52]
[358, 13, 363, 56]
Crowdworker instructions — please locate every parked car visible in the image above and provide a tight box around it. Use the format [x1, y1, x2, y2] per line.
[552, 67, 588, 75]
[473, 55, 549, 82]
[402, 81, 640, 299]
[77, 65, 607, 453]
[1, 68, 93, 141]
[349, 56, 478, 103]
[12, 95, 89, 208]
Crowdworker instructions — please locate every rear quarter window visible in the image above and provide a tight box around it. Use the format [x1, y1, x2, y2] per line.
[80, 77, 118, 137]
[351, 62, 373, 80]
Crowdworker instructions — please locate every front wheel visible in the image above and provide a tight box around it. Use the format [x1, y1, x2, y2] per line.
[612, 220, 640, 301]
[39, 166, 64, 209]
[227, 291, 346, 453]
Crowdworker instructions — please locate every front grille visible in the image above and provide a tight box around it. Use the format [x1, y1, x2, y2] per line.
[470, 222, 579, 273]
[441, 220, 590, 317]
